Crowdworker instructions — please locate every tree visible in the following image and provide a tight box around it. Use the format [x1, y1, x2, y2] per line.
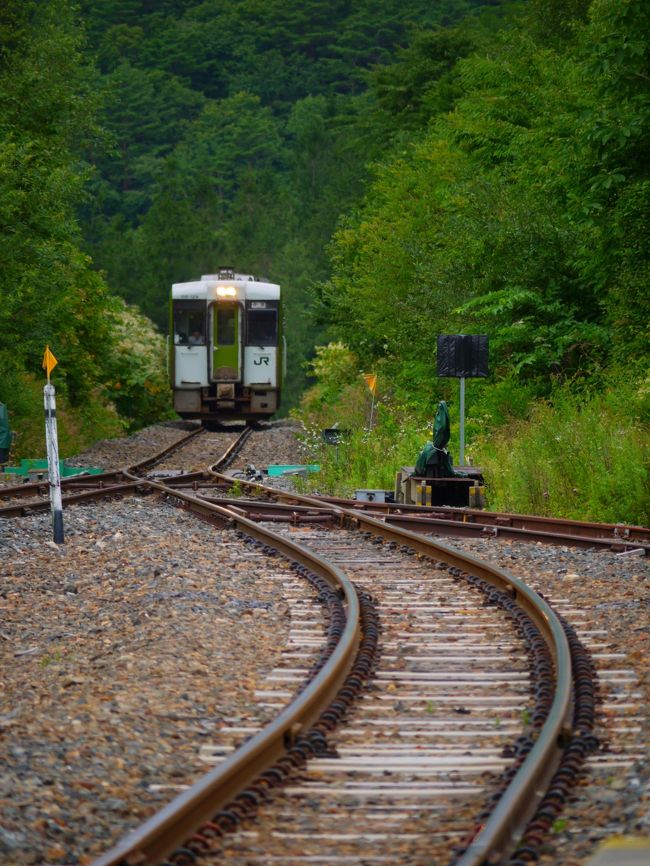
[0, 0, 112, 399]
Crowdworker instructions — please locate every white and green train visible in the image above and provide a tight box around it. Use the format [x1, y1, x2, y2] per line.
[169, 268, 284, 423]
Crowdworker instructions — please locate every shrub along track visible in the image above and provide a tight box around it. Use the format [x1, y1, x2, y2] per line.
[0, 428, 633, 864]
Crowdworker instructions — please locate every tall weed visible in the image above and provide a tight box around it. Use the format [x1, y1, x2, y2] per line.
[475, 377, 649, 524]
[294, 383, 431, 497]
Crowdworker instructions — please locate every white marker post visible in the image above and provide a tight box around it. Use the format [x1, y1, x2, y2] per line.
[42, 346, 64, 544]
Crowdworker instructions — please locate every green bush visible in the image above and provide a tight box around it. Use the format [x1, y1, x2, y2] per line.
[0, 363, 124, 461]
[0, 298, 174, 460]
[294, 371, 433, 496]
[475, 374, 650, 524]
[102, 299, 174, 431]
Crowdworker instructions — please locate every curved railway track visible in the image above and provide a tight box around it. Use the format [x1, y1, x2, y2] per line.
[196, 523, 574, 866]
[1, 425, 644, 865]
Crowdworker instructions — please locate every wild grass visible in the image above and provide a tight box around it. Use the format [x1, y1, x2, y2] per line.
[474, 377, 649, 525]
[293, 382, 431, 497]
[295, 364, 649, 526]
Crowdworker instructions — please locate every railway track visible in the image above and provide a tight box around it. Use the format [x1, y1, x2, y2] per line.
[2, 425, 647, 556]
[189, 472, 650, 555]
[203, 524, 570, 866]
[88, 438, 583, 864]
[1, 425, 646, 865]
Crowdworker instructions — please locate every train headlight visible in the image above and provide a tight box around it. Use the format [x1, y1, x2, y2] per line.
[216, 286, 237, 298]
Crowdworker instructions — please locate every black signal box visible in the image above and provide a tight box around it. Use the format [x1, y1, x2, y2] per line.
[437, 334, 489, 378]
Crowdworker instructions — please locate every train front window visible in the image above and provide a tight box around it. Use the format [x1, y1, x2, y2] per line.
[246, 305, 278, 346]
[217, 305, 236, 345]
[174, 301, 206, 345]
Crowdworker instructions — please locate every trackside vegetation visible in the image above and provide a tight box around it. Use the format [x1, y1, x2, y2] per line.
[0, 1, 173, 454]
[291, 0, 649, 525]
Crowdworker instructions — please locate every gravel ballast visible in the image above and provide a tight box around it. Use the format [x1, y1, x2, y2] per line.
[1, 421, 648, 865]
[423, 533, 650, 865]
[0, 497, 308, 865]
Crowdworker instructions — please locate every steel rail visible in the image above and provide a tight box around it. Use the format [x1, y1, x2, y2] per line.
[204, 467, 649, 544]
[383, 512, 650, 554]
[126, 424, 205, 474]
[0, 481, 144, 518]
[190, 493, 650, 554]
[0, 428, 210, 518]
[0, 469, 129, 500]
[91, 480, 361, 866]
[0, 426, 204, 502]
[194, 465, 650, 551]
[0, 427, 251, 519]
[205, 471, 574, 864]
[3, 433, 574, 864]
[317, 495, 650, 545]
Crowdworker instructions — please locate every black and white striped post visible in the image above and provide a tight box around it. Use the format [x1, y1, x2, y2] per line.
[42, 346, 64, 544]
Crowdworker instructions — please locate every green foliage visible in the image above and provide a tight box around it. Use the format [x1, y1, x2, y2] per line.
[475, 373, 650, 524]
[302, 343, 361, 408]
[105, 90, 291, 327]
[321, 0, 649, 411]
[103, 299, 174, 430]
[5, 0, 648, 525]
[77, 0, 499, 407]
[0, 362, 124, 460]
[0, 0, 175, 453]
[0, 1, 115, 434]
[293, 360, 433, 496]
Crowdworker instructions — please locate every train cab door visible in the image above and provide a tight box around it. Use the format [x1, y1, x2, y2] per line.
[210, 301, 242, 382]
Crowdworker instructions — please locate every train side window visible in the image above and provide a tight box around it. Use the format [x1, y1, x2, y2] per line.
[247, 309, 278, 346]
[174, 301, 206, 345]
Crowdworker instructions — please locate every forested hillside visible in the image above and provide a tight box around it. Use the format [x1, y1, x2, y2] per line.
[1, 0, 491, 450]
[302, 0, 649, 522]
[0, 1, 172, 456]
[76, 0, 499, 406]
[322, 0, 649, 395]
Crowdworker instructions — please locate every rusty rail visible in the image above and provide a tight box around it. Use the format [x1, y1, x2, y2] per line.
[91, 485, 361, 866]
[202, 470, 575, 865]
[0, 425, 204, 503]
[85, 474, 572, 866]
[194, 468, 649, 553]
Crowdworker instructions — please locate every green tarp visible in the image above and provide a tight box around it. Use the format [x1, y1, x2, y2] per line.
[3, 460, 104, 478]
[414, 401, 464, 478]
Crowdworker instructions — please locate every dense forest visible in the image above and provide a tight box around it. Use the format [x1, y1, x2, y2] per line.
[0, 0, 647, 520]
[77, 0, 499, 406]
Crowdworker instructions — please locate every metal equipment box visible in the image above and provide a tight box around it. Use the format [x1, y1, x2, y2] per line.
[355, 489, 387, 503]
[394, 468, 484, 507]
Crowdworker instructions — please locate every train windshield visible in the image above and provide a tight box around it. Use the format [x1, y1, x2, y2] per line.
[174, 301, 206, 345]
[246, 301, 278, 346]
[217, 305, 236, 345]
